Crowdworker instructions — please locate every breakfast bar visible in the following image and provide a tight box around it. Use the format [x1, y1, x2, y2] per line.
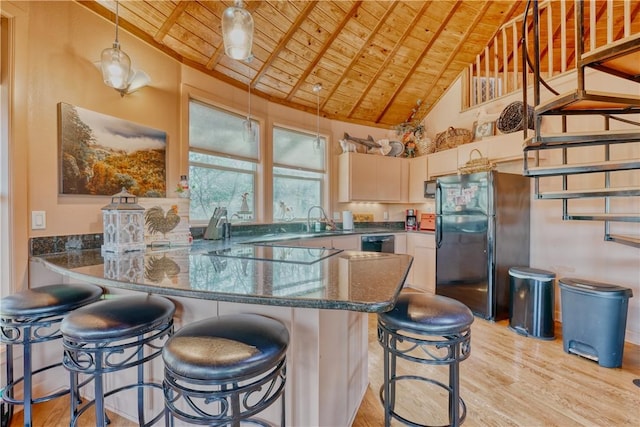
[30, 240, 412, 426]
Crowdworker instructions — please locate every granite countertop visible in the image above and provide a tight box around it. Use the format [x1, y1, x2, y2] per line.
[32, 236, 413, 313]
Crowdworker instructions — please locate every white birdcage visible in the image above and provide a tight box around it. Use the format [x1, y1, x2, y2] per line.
[101, 188, 146, 253]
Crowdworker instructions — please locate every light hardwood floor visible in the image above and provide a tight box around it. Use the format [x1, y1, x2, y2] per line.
[7, 316, 640, 426]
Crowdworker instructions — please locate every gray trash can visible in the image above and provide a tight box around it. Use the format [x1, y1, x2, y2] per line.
[559, 277, 633, 368]
[508, 267, 556, 340]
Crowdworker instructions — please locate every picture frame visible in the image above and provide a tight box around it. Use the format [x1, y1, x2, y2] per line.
[58, 102, 167, 196]
[474, 120, 495, 139]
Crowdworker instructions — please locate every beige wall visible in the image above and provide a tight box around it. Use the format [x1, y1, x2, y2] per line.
[424, 71, 640, 344]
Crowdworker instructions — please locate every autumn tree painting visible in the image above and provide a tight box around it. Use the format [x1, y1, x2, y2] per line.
[58, 103, 166, 197]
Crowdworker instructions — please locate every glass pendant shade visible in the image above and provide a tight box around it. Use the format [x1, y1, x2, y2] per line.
[242, 120, 256, 144]
[313, 83, 322, 151]
[221, 2, 254, 60]
[243, 80, 256, 144]
[101, 43, 132, 90]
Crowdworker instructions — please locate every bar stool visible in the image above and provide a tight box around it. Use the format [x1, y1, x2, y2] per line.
[378, 293, 474, 427]
[60, 294, 175, 426]
[162, 314, 289, 426]
[1, 283, 103, 427]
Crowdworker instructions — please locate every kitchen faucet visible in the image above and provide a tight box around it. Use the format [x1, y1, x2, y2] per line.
[307, 205, 329, 232]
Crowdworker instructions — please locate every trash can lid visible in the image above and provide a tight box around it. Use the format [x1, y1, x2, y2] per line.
[509, 266, 556, 281]
[558, 277, 634, 298]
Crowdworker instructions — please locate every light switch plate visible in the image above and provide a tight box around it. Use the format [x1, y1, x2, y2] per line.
[31, 211, 46, 230]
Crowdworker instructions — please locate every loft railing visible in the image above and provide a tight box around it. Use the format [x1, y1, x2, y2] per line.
[464, 0, 639, 109]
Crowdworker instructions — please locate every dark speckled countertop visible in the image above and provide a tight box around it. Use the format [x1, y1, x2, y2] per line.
[32, 232, 413, 313]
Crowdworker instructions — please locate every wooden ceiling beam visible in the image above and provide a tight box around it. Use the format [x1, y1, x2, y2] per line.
[285, 1, 364, 102]
[154, 1, 188, 44]
[375, 1, 462, 124]
[251, 1, 318, 88]
[347, 1, 433, 119]
[320, 1, 400, 112]
[415, 1, 492, 123]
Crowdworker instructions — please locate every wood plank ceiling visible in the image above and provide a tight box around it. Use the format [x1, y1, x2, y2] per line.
[80, 0, 528, 129]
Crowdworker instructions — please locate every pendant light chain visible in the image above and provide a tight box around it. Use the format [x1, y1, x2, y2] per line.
[114, 1, 120, 46]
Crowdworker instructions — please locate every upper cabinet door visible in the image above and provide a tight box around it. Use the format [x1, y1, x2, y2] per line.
[376, 156, 403, 202]
[339, 153, 405, 202]
[427, 149, 458, 179]
[408, 156, 428, 202]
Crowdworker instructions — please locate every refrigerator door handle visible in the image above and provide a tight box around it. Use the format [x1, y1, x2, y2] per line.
[435, 180, 442, 215]
[435, 215, 442, 248]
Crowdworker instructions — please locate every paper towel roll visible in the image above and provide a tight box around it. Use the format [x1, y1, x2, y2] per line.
[342, 211, 354, 230]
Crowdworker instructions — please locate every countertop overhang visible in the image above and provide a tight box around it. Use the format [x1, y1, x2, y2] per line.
[32, 238, 413, 313]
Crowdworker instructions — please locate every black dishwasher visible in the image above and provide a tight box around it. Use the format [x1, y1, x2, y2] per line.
[361, 235, 395, 253]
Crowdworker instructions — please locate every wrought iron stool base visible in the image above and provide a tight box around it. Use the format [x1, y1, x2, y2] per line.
[61, 295, 175, 427]
[0, 283, 103, 427]
[377, 293, 474, 427]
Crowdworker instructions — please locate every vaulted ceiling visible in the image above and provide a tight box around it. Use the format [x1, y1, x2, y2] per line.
[80, 1, 529, 129]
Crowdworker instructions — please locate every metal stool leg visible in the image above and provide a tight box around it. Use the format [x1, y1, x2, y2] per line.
[23, 332, 33, 427]
[137, 336, 146, 425]
[449, 359, 460, 427]
[1, 344, 14, 427]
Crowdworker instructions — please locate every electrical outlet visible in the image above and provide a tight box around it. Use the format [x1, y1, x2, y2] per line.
[333, 212, 340, 220]
[383, 211, 389, 220]
[31, 211, 46, 230]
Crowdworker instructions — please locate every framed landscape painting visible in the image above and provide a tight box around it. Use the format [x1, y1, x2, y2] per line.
[58, 102, 167, 196]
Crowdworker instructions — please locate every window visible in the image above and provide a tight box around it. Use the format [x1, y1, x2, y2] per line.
[272, 126, 326, 222]
[188, 100, 259, 223]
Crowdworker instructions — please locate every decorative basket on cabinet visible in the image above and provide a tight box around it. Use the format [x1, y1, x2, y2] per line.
[458, 149, 495, 175]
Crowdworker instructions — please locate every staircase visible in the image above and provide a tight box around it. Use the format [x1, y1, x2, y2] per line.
[522, 0, 640, 248]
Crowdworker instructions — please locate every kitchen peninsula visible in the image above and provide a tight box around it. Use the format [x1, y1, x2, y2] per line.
[31, 239, 412, 426]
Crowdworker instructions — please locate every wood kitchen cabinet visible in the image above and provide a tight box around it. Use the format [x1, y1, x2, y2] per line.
[427, 149, 458, 179]
[405, 232, 435, 294]
[408, 156, 428, 202]
[393, 233, 407, 254]
[339, 153, 406, 202]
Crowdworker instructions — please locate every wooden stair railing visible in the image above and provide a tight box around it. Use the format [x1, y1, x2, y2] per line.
[522, 0, 640, 249]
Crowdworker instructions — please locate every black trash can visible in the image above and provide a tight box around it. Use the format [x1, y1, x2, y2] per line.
[559, 277, 633, 368]
[508, 267, 556, 340]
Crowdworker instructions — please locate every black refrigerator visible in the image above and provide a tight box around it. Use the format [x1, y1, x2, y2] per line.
[435, 171, 530, 320]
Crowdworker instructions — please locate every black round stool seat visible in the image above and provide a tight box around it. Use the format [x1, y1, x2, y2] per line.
[1, 283, 103, 427]
[162, 314, 289, 426]
[61, 294, 176, 341]
[1, 283, 103, 318]
[163, 314, 289, 381]
[378, 293, 474, 427]
[61, 294, 175, 427]
[379, 293, 474, 335]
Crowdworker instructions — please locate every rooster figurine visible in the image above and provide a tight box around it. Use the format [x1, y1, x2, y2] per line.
[145, 205, 181, 238]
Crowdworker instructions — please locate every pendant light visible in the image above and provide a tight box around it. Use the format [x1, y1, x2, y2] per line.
[99, 1, 150, 96]
[243, 81, 256, 144]
[101, 1, 131, 90]
[221, 0, 254, 61]
[312, 83, 323, 151]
